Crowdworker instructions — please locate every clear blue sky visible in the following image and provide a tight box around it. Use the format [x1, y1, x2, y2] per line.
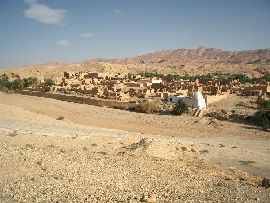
[0, 0, 269, 67]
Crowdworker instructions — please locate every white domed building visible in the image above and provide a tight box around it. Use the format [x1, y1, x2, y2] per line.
[167, 91, 206, 110]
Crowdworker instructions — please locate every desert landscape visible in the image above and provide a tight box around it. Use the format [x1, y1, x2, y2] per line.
[1, 0, 270, 202]
[1, 48, 270, 202]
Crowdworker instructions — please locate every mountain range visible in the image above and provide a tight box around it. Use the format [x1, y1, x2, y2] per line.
[1, 46, 270, 77]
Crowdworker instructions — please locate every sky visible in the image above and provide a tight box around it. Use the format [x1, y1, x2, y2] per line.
[0, 0, 270, 67]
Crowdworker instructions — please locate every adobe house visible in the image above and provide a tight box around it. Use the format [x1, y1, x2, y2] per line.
[151, 83, 163, 92]
[243, 85, 269, 96]
[64, 71, 75, 79]
[126, 82, 143, 88]
[84, 72, 99, 79]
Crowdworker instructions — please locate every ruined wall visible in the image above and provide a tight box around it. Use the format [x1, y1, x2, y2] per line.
[15, 90, 138, 110]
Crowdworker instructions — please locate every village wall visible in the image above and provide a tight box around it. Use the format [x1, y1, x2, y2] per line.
[15, 90, 138, 110]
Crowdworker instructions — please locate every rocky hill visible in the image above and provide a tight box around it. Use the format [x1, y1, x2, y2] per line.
[88, 46, 270, 75]
[1, 47, 270, 77]
[98, 46, 270, 66]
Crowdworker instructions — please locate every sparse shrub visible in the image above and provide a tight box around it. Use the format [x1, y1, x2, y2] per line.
[25, 144, 34, 149]
[8, 130, 17, 137]
[137, 100, 160, 114]
[254, 100, 270, 130]
[200, 149, 209, 154]
[172, 99, 188, 115]
[98, 151, 107, 155]
[56, 116, 64, 120]
[43, 78, 54, 87]
[36, 160, 42, 166]
[53, 175, 59, 180]
[239, 160, 256, 166]
[181, 146, 187, 151]
[72, 135, 78, 139]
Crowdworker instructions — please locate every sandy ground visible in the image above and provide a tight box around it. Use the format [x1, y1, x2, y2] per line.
[0, 92, 270, 202]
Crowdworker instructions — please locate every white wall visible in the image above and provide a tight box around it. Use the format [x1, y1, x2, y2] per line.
[168, 96, 206, 110]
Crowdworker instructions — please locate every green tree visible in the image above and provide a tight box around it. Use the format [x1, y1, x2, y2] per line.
[9, 79, 23, 91]
[0, 78, 10, 91]
[23, 77, 38, 87]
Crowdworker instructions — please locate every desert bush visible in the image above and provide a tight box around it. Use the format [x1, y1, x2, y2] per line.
[172, 99, 188, 115]
[137, 100, 160, 114]
[239, 160, 256, 166]
[254, 100, 270, 130]
[7, 130, 17, 137]
[43, 78, 54, 87]
[200, 149, 209, 154]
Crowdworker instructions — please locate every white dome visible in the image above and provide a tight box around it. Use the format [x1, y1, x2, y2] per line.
[193, 91, 203, 100]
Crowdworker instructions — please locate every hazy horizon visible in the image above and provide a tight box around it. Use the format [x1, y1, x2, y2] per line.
[1, 0, 270, 68]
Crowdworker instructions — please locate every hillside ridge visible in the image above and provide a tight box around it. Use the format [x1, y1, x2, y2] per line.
[92, 46, 270, 66]
[1, 46, 270, 77]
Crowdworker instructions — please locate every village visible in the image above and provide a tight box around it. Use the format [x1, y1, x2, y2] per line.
[10, 70, 268, 116]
